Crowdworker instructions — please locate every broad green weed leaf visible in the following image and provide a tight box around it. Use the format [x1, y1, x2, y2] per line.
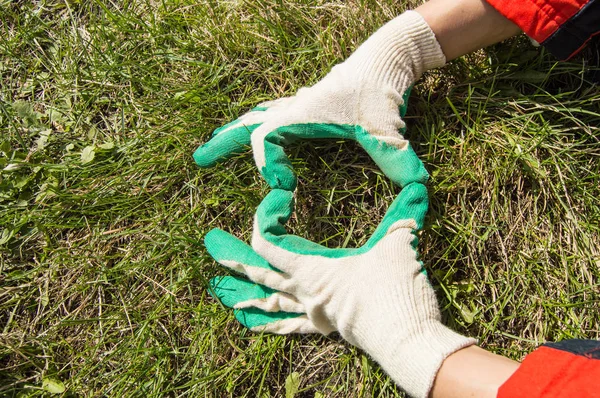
[81, 146, 95, 164]
[0, 229, 14, 245]
[40, 291, 49, 307]
[36, 129, 52, 150]
[361, 355, 371, 376]
[98, 142, 114, 150]
[42, 378, 65, 394]
[13, 101, 40, 127]
[285, 372, 301, 398]
[460, 304, 477, 324]
[36, 176, 59, 203]
[87, 125, 98, 140]
[0, 140, 10, 155]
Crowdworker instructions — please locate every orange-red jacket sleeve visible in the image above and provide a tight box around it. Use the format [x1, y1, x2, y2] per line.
[485, 0, 600, 60]
[498, 339, 600, 397]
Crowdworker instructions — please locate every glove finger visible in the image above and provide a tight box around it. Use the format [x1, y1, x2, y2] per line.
[242, 311, 320, 334]
[205, 228, 279, 272]
[193, 123, 258, 168]
[251, 123, 297, 191]
[252, 189, 335, 270]
[356, 129, 429, 188]
[235, 292, 305, 313]
[209, 275, 275, 308]
[194, 101, 282, 168]
[252, 122, 359, 191]
[369, 181, 428, 235]
[363, 181, 428, 248]
[205, 228, 291, 291]
[194, 98, 293, 168]
[209, 276, 305, 313]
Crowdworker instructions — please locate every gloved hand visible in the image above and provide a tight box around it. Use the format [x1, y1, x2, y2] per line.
[205, 182, 476, 398]
[193, 10, 445, 191]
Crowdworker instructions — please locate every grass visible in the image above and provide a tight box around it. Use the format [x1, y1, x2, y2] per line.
[1, 0, 599, 396]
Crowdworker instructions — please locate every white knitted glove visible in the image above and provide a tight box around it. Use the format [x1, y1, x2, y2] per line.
[206, 183, 476, 398]
[194, 10, 446, 191]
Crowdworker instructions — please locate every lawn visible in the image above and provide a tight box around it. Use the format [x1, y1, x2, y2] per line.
[1, 0, 599, 396]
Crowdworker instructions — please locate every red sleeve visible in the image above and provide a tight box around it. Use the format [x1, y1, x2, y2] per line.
[485, 0, 600, 60]
[498, 340, 600, 397]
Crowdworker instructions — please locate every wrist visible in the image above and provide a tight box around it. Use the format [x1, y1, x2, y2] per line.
[357, 320, 476, 398]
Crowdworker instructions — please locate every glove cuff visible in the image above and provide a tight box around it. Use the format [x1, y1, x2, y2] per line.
[363, 321, 476, 398]
[344, 10, 446, 93]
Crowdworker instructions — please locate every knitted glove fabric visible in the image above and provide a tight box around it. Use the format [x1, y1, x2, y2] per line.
[205, 183, 476, 398]
[193, 10, 445, 191]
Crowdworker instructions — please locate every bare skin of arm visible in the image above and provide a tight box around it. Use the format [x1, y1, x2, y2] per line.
[416, 0, 522, 61]
[413, 1, 522, 396]
[430, 346, 520, 398]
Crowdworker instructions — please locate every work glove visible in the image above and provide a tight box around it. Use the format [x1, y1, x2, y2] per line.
[205, 182, 476, 398]
[193, 10, 446, 191]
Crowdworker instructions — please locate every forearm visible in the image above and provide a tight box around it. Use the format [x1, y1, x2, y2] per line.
[431, 345, 520, 398]
[415, 0, 521, 61]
